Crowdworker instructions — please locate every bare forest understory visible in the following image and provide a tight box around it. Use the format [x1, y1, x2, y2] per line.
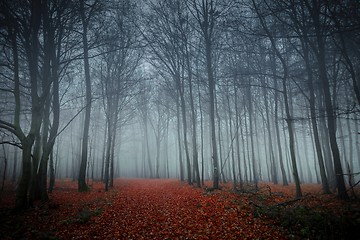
[1, 179, 360, 240]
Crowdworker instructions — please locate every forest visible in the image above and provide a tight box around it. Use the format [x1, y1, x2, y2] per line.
[0, 0, 360, 239]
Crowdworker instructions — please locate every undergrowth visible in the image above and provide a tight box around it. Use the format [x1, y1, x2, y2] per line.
[246, 188, 360, 240]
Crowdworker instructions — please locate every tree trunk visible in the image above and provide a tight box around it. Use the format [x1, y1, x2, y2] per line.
[78, 0, 92, 192]
[1, 145, 7, 192]
[301, 39, 330, 193]
[176, 95, 184, 182]
[194, 0, 219, 189]
[216, 96, 226, 183]
[234, 82, 243, 188]
[247, 83, 258, 187]
[49, 148, 56, 193]
[226, 89, 237, 187]
[16, 0, 43, 209]
[178, 77, 192, 185]
[253, 2, 302, 197]
[308, 0, 348, 199]
[109, 121, 118, 187]
[283, 79, 302, 199]
[242, 106, 250, 184]
[101, 121, 107, 181]
[187, 56, 200, 187]
[104, 114, 113, 191]
[144, 115, 153, 178]
[16, 142, 32, 209]
[198, 81, 205, 186]
[274, 68, 288, 186]
[12, 148, 18, 183]
[208, 52, 219, 189]
[260, 71, 277, 184]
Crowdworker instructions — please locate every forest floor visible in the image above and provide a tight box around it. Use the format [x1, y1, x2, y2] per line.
[1, 179, 360, 239]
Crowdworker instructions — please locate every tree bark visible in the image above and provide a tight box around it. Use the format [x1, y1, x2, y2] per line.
[176, 94, 184, 182]
[78, 0, 93, 192]
[306, 0, 348, 199]
[195, 0, 220, 189]
[16, 0, 43, 208]
[253, 1, 302, 198]
[302, 39, 330, 193]
[273, 57, 288, 186]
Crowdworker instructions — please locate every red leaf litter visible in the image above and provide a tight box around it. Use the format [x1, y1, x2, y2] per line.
[2, 178, 339, 239]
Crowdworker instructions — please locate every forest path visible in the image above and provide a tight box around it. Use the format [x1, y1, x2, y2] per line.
[2, 179, 357, 239]
[0, 179, 288, 239]
[71, 179, 287, 239]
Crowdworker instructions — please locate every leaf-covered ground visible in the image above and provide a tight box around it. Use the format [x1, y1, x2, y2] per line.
[1, 179, 360, 239]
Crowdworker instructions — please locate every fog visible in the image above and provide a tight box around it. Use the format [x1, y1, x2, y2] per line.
[1, 0, 359, 206]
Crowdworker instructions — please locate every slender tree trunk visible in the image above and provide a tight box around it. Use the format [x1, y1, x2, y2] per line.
[302, 40, 330, 193]
[302, 120, 312, 182]
[187, 62, 200, 187]
[78, 0, 92, 192]
[176, 95, 184, 182]
[262, 122, 271, 181]
[308, 119, 321, 183]
[254, 3, 302, 197]
[104, 113, 113, 191]
[195, 1, 220, 188]
[12, 149, 17, 183]
[101, 120, 107, 181]
[226, 90, 237, 187]
[283, 79, 302, 198]
[144, 113, 153, 178]
[274, 80, 288, 186]
[155, 129, 161, 179]
[247, 83, 258, 188]
[320, 66, 348, 199]
[165, 116, 170, 178]
[242, 106, 250, 184]
[198, 81, 205, 186]
[109, 121, 118, 187]
[141, 127, 146, 178]
[1, 145, 7, 192]
[234, 83, 243, 188]
[50, 140, 59, 191]
[318, 102, 335, 189]
[48, 150, 55, 193]
[260, 72, 277, 184]
[354, 113, 360, 170]
[304, 0, 348, 200]
[216, 96, 225, 183]
[177, 73, 192, 185]
[180, 93, 192, 184]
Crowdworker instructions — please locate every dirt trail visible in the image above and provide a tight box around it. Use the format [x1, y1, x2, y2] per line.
[56, 179, 286, 239]
[1, 179, 288, 239]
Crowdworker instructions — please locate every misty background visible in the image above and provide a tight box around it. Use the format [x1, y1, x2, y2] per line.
[0, 0, 359, 207]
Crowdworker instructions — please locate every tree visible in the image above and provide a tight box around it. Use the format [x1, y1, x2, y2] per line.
[137, 80, 154, 178]
[78, 0, 101, 192]
[285, 1, 330, 193]
[0, 0, 67, 208]
[303, 0, 348, 199]
[149, 88, 170, 178]
[252, 0, 302, 198]
[190, 0, 223, 189]
[99, 0, 141, 190]
[31, 0, 65, 202]
[143, 0, 193, 184]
